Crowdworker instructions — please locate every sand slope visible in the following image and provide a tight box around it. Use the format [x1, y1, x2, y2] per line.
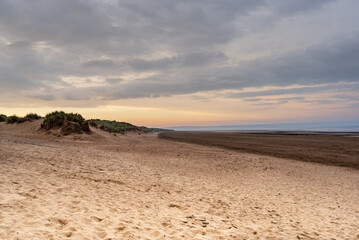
[0, 121, 358, 239]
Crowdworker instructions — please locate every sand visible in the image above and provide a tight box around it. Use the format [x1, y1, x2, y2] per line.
[159, 131, 359, 169]
[0, 120, 359, 239]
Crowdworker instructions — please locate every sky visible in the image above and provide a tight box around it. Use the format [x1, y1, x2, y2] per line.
[0, 0, 358, 127]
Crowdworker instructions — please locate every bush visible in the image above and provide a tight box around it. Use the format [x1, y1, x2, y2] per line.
[90, 119, 138, 134]
[89, 119, 170, 134]
[17, 118, 31, 123]
[0, 114, 7, 122]
[41, 111, 90, 134]
[81, 121, 90, 132]
[6, 115, 19, 124]
[41, 111, 66, 130]
[88, 120, 98, 127]
[61, 121, 82, 135]
[90, 119, 158, 134]
[25, 113, 41, 120]
[5, 115, 32, 124]
[65, 113, 84, 124]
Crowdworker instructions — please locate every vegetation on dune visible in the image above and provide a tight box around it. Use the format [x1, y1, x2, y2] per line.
[6, 115, 20, 124]
[90, 119, 147, 134]
[5, 115, 31, 124]
[16, 117, 31, 124]
[90, 119, 172, 134]
[25, 113, 42, 120]
[0, 114, 7, 122]
[148, 127, 173, 132]
[3, 110, 171, 135]
[88, 120, 98, 127]
[41, 111, 90, 135]
[3, 113, 41, 124]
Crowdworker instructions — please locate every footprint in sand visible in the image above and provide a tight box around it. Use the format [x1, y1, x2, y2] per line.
[95, 230, 107, 238]
[91, 216, 104, 222]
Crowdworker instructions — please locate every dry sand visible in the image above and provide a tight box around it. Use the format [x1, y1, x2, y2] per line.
[0, 120, 358, 239]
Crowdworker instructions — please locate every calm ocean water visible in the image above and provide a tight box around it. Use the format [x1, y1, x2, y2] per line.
[169, 121, 359, 132]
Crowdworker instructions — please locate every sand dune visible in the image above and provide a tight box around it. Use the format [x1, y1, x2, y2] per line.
[0, 121, 358, 239]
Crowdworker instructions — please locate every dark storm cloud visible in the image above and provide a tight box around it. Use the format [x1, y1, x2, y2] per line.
[0, 0, 358, 103]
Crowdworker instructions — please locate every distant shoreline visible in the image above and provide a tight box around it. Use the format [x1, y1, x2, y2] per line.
[170, 130, 359, 137]
[166, 121, 359, 132]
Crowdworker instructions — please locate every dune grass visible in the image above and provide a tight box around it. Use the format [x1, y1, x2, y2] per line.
[90, 119, 147, 134]
[6, 115, 20, 124]
[91, 119, 172, 134]
[25, 113, 42, 120]
[3, 110, 170, 134]
[41, 111, 90, 134]
[0, 114, 7, 122]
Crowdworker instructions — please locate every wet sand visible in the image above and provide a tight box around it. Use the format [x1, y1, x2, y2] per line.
[1, 121, 359, 239]
[159, 131, 359, 169]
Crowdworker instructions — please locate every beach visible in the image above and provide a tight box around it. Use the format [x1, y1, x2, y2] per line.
[159, 131, 359, 169]
[1, 121, 359, 239]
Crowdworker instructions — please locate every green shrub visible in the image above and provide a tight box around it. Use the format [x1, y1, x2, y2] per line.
[81, 121, 90, 132]
[17, 118, 31, 123]
[61, 121, 82, 135]
[6, 115, 19, 124]
[41, 111, 90, 134]
[25, 113, 41, 120]
[90, 119, 140, 133]
[65, 113, 84, 124]
[5, 114, 33, 124]
[41, 111, 66, 130]
[88, 120, 98, 127]
[89, 119, 170, 134]
[0, 114, 7, 122]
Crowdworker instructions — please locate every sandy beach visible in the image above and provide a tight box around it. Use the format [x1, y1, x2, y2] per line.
[1, 120, 359, 239]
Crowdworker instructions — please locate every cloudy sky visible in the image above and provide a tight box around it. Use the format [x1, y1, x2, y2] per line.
[0, 0, 358, 127]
